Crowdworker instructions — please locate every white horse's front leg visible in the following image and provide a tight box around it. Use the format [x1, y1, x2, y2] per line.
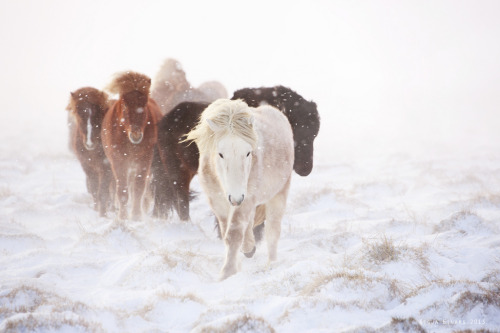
[220, 204, 252, 280]
[242, 208, 257, 257]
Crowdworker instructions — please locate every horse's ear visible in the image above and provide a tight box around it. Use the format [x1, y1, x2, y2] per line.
[207, 119, 222, 132]
[248, 115, 255, 126]
[66, 92, 75, 112]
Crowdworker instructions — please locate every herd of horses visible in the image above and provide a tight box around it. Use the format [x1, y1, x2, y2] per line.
[66, 59, 320, 279]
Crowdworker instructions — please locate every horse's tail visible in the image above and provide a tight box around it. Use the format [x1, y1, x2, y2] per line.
[151, 145, 171, 219]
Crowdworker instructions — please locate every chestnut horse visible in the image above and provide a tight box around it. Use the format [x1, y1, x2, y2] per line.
[67, 87, 114, 216]
[102, 71, 162, 220]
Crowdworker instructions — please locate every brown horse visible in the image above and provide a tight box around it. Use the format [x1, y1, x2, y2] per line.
[102, 71, 162, 220]
[67, 87, 114, 216]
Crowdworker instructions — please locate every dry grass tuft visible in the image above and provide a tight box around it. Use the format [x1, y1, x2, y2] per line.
[365, 234, 400, 263]
[385, 317, 426, 333]
[453, 330, 499, 333]
[454, 289, 500, 311]
[2, 313, 104, 333]
[0, 185, 13, 199]
[403, 278, 482, 303]
[301, 269, 376, 296]
[1, 285, 91, 318]
[195, 313, 275, 333]
[156, 291, 205, 305]
[434, 209, 481, 233]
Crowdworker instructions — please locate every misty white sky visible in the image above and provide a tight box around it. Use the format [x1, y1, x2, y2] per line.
[1, 0, 499, 157]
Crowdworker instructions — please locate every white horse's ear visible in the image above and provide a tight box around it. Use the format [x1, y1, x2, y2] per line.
[207, 119, 222, 132]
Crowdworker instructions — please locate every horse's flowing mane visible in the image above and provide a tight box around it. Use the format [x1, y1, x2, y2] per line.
[185, 99, 257, 154]
[106, 71, 151, 96]
[66, 87, 109, 112]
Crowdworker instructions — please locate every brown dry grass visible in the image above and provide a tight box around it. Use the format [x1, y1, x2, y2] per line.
[3, 314, 104, 333]
[454, 288, 500, 311]
[0, 185, 13, 199]
[385, 317, 426, 333]
[194, 313, 275, 333]
[365, 234, 400, 263]
[1, 286, 100, 332]
[302, 269, 378, 296]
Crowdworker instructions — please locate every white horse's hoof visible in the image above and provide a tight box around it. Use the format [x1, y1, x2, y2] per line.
[243, 246, 256, 258]
[219, 263, 238, 280]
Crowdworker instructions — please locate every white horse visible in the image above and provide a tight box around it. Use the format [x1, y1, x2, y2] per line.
[186, 99, 294, 279]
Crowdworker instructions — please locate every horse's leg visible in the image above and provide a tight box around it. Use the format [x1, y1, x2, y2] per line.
[174, 169, 193, 221]
[265, 178, 291, 262]
[113, 164, 129, 220]
[242, 208, 257, 258]
[151, 146, 167, 218]
[220, 203, 253, 280]
[83, 165, 99, 210]
[131, 164, 150, 221]
[98, 167, 113, 217]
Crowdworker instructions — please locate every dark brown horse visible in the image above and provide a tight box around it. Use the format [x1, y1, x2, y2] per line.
[102, 71, 162, 220]
[67, 87, 114, 216]
[152, 102, 208, 220]
[232, 86, 320, 176]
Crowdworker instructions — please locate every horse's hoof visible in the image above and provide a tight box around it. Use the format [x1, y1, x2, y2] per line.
[243, 246, 256, 258]
[219, 265, 238, 280]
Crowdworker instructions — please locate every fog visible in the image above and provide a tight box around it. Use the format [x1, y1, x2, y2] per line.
[1, 0, 499, 159]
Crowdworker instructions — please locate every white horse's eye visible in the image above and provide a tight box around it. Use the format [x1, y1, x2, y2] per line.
[246, 152, 251, 157]
[219, 153, 224, 159]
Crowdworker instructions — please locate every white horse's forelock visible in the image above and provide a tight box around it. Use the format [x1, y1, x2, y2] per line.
[185, 99, 257, 154]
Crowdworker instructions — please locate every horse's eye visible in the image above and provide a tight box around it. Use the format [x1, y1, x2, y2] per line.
[219, 153, 224, 159]
[246, 152, 251, 157]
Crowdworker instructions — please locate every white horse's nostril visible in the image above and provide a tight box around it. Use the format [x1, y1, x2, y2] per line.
[229, 194, 244, 206]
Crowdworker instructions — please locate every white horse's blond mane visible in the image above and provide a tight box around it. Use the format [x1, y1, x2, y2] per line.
[185, 99, 257, 154]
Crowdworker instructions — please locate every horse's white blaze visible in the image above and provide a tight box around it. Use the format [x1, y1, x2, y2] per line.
[216, 135, 252, 206]
[86, 108, 93, 149]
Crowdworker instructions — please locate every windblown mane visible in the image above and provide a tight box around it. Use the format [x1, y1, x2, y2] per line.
[66, 87, 109, 112]
[106, 71, 151, 96]
[185, 99, 257, 154]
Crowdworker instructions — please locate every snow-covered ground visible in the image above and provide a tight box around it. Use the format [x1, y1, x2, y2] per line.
[1, 108, 500, 332]
[1, 1, 500, 332]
